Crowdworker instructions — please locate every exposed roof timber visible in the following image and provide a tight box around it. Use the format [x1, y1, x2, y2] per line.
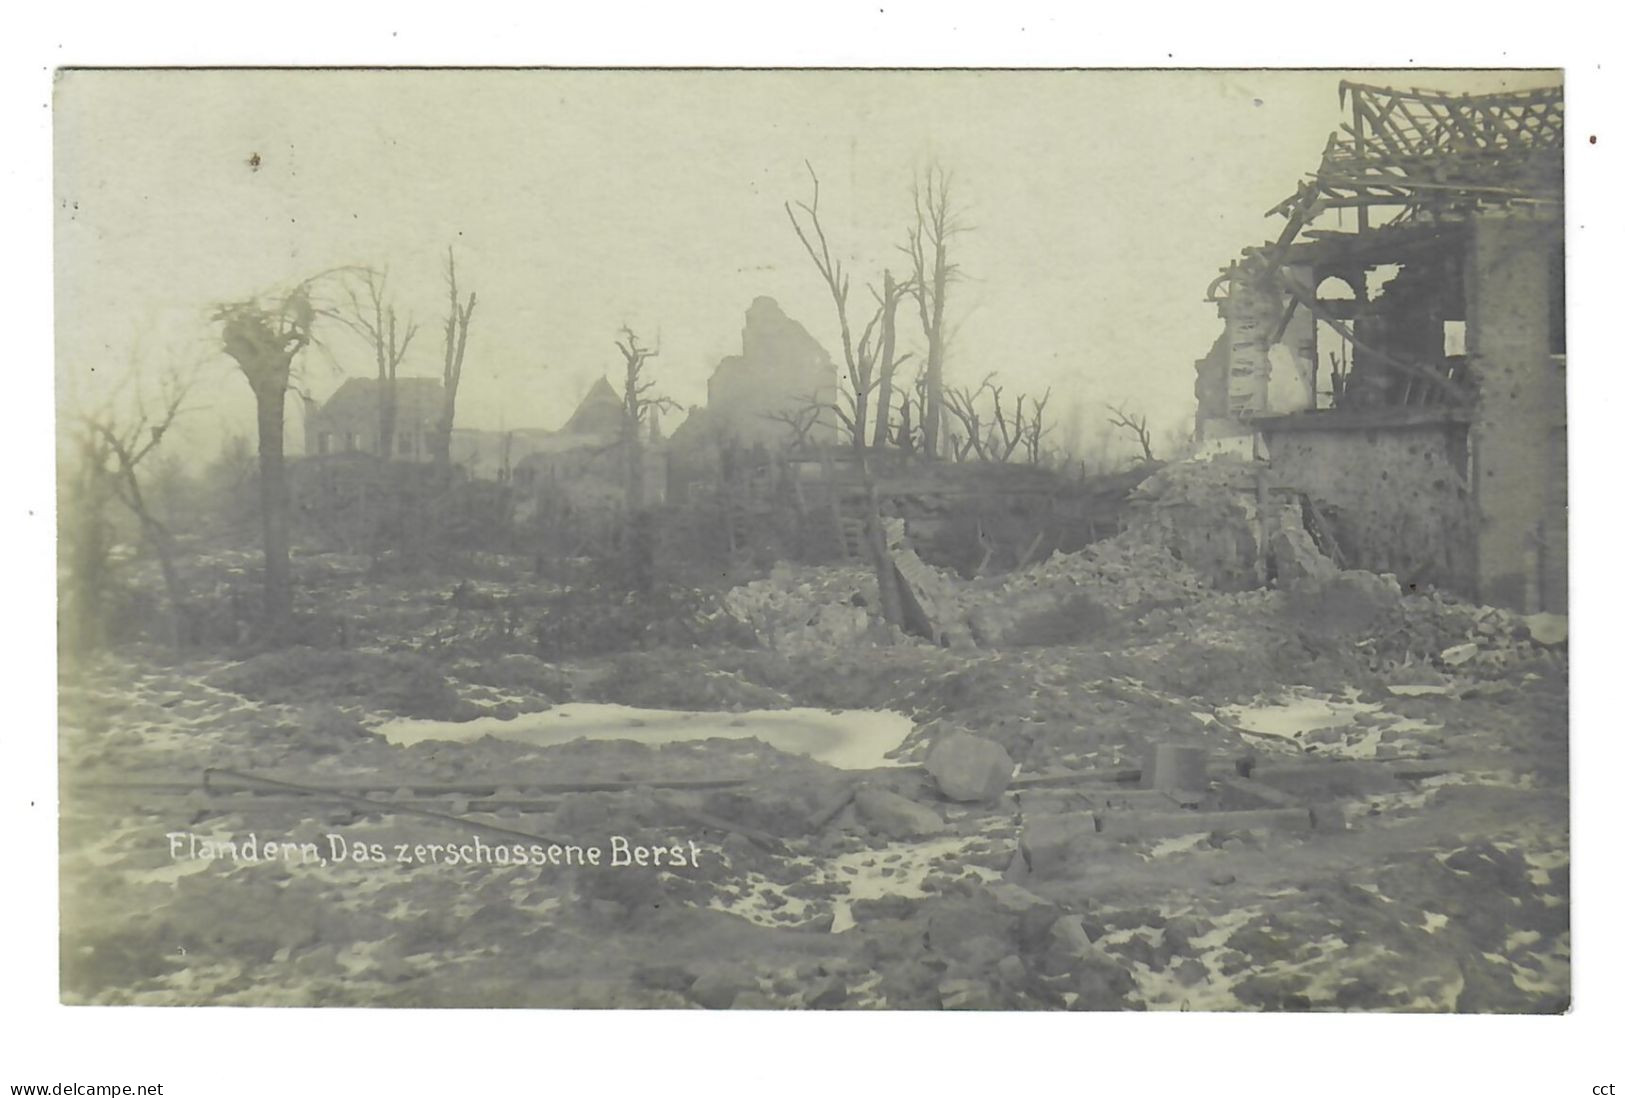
[1269, 83, 1563, 227]
[1239, 83, 1561, 313]
[1290, 221, 1467, 266]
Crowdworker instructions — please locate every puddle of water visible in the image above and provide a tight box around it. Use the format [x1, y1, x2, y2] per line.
[375, 703, 915, 771]
[1388, 684, 1456, 697]
[1217, 689, 1443, 760]
[1218, 695, 1380, 739]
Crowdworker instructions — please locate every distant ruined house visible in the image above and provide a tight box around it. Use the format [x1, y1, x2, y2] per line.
[302, 377, 446, 461]
[512, 377, 668, 510]
[668, 297, 837, 499]
[691, 296, 837, 450]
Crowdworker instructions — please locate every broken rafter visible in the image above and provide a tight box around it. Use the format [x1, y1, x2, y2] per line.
[1271, 82, 1562, 229]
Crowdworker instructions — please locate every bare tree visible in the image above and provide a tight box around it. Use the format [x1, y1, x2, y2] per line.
[762, 400, 828, 451]
[340, 268, 418, 461]
[216, 283, 318, 633]
[942, 375, 1053, 464]
[1023, 387, 1054, 464]
[893, 363, 930, 457]
[901, 165, 965, 460]
[985, 384, 1040, 463]
[785, 163, 910, 629]
[1106, 402, 1156, 464]
[75, 368, 196, 645]
[942, 376, 995, 462]
[871, 270, 908, 450]
[431, 246, 477, 474]
[614, 327, 677, 511]
[60, 425, 117, 659]
[786, 163, 906, 452]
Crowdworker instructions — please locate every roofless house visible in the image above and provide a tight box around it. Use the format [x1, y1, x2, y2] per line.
[1195, 81, 1565, 611]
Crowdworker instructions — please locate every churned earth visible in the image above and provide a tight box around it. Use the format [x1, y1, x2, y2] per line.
[58, 540, 1568, 1012]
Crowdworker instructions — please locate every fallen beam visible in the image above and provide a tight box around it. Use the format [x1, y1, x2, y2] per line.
[1098, 806, 1315, 840]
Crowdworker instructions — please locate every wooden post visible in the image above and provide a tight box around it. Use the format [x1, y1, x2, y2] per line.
[1146, 745, 1208, 794]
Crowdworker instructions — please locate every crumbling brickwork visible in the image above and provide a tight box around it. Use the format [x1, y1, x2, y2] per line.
[1263, 418, 1475, 593]
[1466, 213, 1566, 611]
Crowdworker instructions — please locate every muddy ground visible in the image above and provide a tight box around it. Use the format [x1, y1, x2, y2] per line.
[58, 551, 1569, 1010]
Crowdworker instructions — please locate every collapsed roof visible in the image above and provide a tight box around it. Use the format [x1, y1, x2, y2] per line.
[1202, 81, 1564, 417]
[1259, 81, 1563, 267]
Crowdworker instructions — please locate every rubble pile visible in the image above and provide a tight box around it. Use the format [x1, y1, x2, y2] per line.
[1382, 593, 1568, 674]
[723, 563, 899, 655]
[893, 547, 977, 648]
[1000, 535, 1205, 609]
[1125, 455, 1336, 591]
[720, 457, 1563, 679]
[951, 531, 1203, 646]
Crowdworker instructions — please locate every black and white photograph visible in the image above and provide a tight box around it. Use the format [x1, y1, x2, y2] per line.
[50, 66, 1571, 1021]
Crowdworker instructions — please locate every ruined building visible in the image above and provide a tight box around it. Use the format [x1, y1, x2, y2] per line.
[1195, 82, 1564, 611]
[301, 377, 446, 460]
[666, 296, 839, 501]
[512, 377, 668, 510]
[694, 296, 838, 450]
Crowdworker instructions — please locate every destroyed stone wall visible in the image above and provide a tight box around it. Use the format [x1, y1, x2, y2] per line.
[704, 297, 838, 449]
[1466, 214, 1566, 612]
[1264, 421, 1475, 594]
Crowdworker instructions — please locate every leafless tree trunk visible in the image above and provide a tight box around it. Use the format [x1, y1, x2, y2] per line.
[615, 327, 676, 512]
[614, 327, 675, 594]
[431, 246, 477, 475]
[871, 269, 906, 450]
[943, 375, 1054, 464]
[1107, 402, 1157, 464]
[763, 401, 827, 451]
[61, 428, 117, 659]
[902, 165, 963, 461]
[943, 376, 995, 462]
[787, 163, 893, 451]
[785, 163, 908, 630]
[894, 364, 930, 457]
[77, 369, 196, 644]
[217, 288, 316, 634]
[1023, 388, 1053, 464]
[342, 269, 418, 461]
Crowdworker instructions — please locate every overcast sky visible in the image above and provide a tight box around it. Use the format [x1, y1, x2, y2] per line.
[54, 68, 1559, 462]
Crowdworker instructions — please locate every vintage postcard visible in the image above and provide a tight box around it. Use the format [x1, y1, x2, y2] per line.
[54, 68, 1567, 1012]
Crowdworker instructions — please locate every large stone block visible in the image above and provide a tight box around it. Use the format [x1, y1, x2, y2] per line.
[925, 731, 1015, 803]
[853, 787, 946, 840]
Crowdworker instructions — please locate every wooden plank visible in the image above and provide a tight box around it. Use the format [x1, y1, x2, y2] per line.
[1217, 776, 1303, 811]
[1009, 766, 1143, 789]
[1097, 807, 1315, 840]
